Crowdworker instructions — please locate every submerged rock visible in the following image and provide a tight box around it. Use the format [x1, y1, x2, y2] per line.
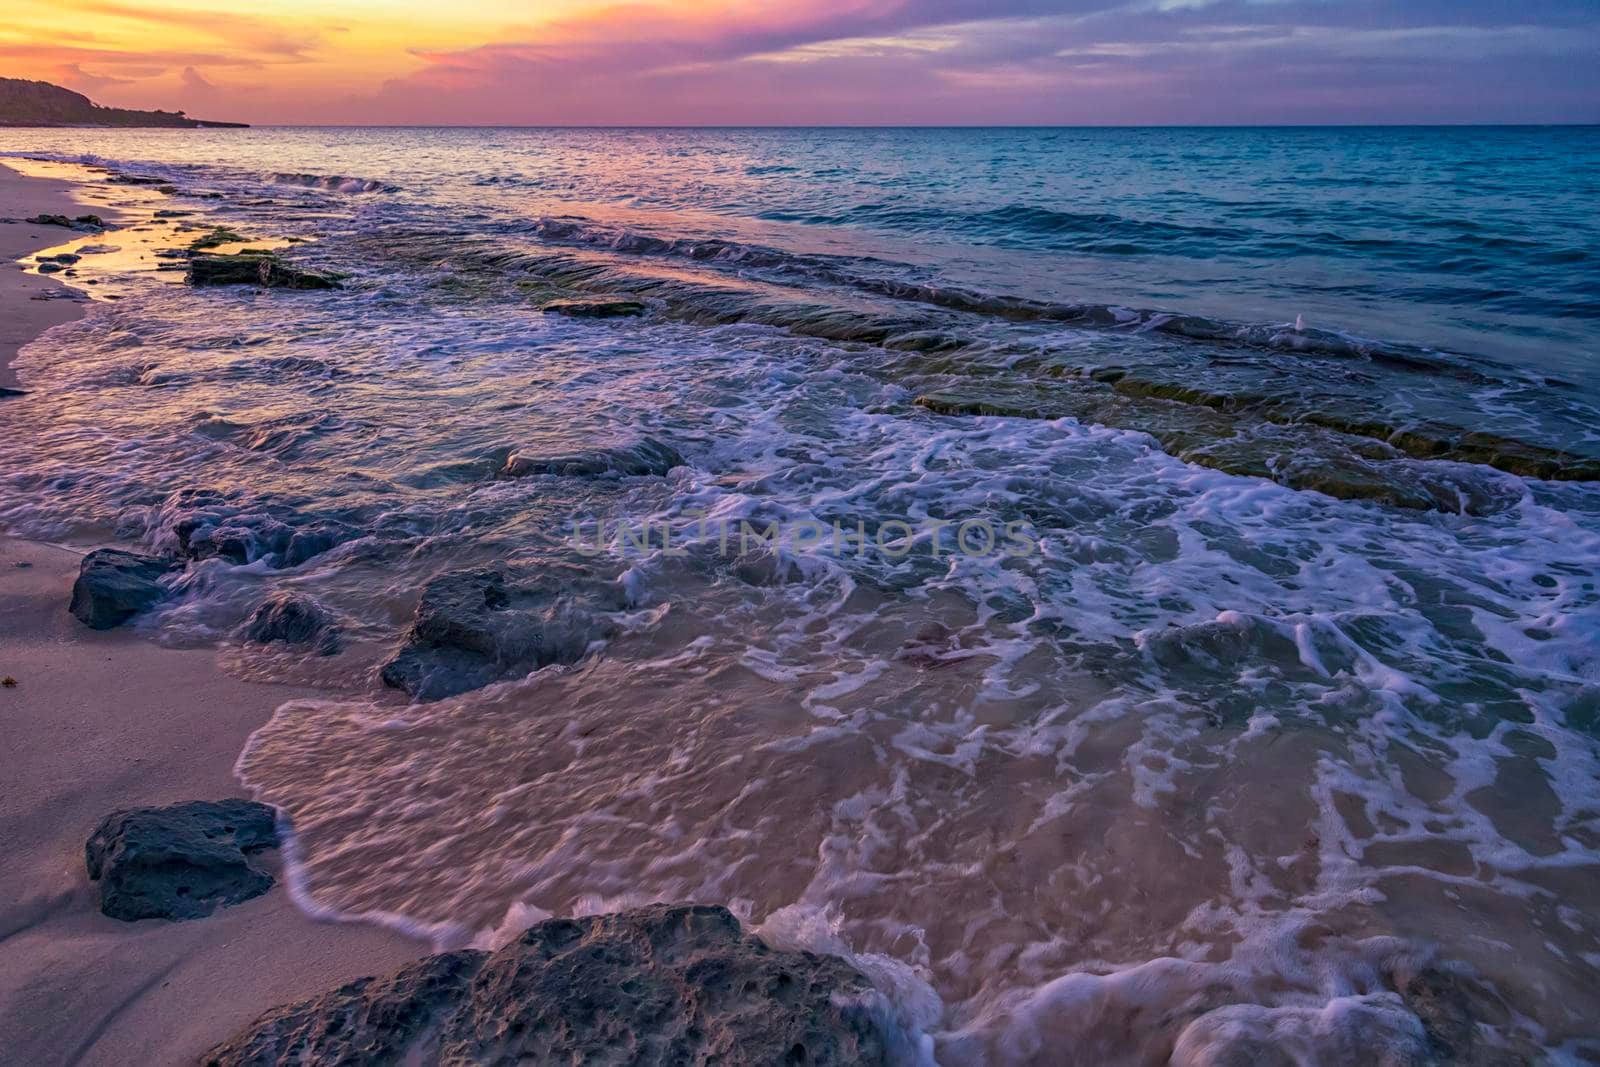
[203, 903, 890, 1067]
[85, 799, 279, 921]
[188, 253, 342, 290]
[169, 507, 358, 569]
[0, 386, 26, 398]
[498, 437, 684, 479]
[242, 592, 340, 654]
[68, 548, 180, 629]
[380, 566, 621, 701]
[542, 296, 647, 318]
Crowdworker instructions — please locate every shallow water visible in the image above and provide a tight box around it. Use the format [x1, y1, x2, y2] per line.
[2, 128, 1599, 1063]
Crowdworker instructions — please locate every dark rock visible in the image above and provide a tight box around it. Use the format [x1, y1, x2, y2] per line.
[380, 566, 620, 701]
[68, 549, 180, 629]
[36, 261, 65, 274]
[188, 253, 342, 290]
[74, 214, 104, 228]
[542, 297, 647, 318]
[499, 437, 683, 479]
[85, 799, 279, 921]
[283, 522, 356, 566]
[0, 386, 26, 398]
[37, 252, 80, 263]
[242, 593, 339, 654]
[170, 509, 356, 569]
[203, 903, 891, 1067]
[179, 519, 283, 565]
[26, 213, 71, 227]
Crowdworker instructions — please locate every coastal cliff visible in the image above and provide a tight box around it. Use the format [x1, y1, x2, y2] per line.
[0, 77, 246, 128]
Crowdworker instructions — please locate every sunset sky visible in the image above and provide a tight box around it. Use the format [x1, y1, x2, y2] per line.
[5, 0, 1597, 125]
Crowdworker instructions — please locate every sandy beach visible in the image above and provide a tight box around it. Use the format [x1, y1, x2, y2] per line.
[0, 161, 425, 1066]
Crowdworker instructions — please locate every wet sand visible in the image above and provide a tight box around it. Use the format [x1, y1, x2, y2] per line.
[0, 161, 425, 1066]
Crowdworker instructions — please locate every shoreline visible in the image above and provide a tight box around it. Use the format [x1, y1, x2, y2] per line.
[0, 159, 98, 390]
[0, 160, 425, 1065]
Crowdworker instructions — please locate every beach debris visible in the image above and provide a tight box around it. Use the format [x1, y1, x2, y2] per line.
[380, 565, 622, 701]
[1, 676, 16, 687]
[187, 252, 343, 290]
[541, 296, 647, 318]
[85, 799, 280, 922]
[68, 548, 180, 629]
[203, 903, 893, 1067]
[498, 436, 684, 479]
[241, 592, 340, 655]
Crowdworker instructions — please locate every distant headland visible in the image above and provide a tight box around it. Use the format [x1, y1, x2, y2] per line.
[0, 78, 247, 128]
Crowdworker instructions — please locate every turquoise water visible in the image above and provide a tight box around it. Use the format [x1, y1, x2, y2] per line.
[2, 129, 1599, 1062]
[6, 126, 1599, 371]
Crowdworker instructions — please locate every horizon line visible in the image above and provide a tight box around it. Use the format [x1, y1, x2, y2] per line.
[117, 121, 1600, 130]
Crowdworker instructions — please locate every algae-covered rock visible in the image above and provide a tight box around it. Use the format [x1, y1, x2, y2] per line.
[188, 253, 342, 290]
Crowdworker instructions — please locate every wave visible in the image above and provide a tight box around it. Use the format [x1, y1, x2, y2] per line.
[508, 216, 1530, 382]
[358, 227, 1600, 491]
[264, 171, 398, 194]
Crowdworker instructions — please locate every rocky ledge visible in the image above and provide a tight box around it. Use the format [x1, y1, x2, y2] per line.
[86, 799, 280, 921]
[203, 903, 892, 1067]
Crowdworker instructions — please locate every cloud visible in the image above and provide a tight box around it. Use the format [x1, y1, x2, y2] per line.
[51, 61, 138, 95]
[349, 0, 1599, 124]
[73, 0, 326, 62]
[7, 0, 1598, 123]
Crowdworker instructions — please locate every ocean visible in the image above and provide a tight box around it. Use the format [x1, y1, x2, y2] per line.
[2, 126, 1598, 1062]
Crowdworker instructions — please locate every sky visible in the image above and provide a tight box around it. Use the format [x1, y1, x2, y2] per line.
[4, 0, 1597, 125]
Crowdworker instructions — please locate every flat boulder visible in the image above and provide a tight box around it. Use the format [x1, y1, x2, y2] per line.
[203, 903, 891, 1067]
[188, 253, 342, 290]
[68, 548, 180, 629]
[542, 297, 647, 318]
[242, 592, 339, 654]
[85, 799, 280, 921]
[499, 437, 683, 479]
[380, 566, 621, 701]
